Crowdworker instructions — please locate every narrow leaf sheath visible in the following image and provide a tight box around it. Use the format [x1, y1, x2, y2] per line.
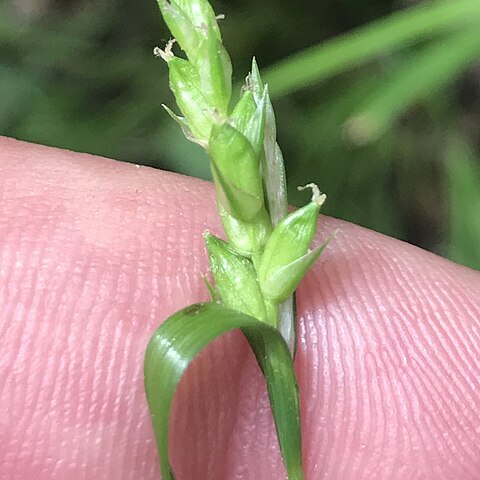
[144, 302, 304, 480]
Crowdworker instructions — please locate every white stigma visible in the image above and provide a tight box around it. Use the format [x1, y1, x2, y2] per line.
[153, 38, 176, 62]
[297, 183, 326, 206]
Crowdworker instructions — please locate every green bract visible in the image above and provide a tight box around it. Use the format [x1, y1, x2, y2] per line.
[258, 199, 326, 303]
[231, 90, 257, 130]
[209, 122, 265, 221]
[156, 0, 232, 143]
[157, 0, 223, 63]
[196, 15, 232, 114]
[146, 2, 331, 479]
[218, 204, 271, 257]
[157, 0, 200, 59]
[204, 233, 269, 324]
[166, 57, 214, 142]
[249, 59, 289, 226]
[231, 87, 267, 158]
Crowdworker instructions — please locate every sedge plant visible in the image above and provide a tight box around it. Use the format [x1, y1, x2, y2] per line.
[144, 1, 330, 478]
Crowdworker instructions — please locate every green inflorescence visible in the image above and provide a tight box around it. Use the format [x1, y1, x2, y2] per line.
[155, 0, 329, 335]
[145, 1, 331, 479]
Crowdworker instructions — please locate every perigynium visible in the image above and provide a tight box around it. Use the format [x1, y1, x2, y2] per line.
[144, 1, 330, 479]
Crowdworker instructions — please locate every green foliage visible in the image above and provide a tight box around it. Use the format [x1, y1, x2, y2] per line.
[346, 27, 480, 144]
[446, 137, 480, 269]
[144, 303, 303, 480]
[264, 0, 480, 97]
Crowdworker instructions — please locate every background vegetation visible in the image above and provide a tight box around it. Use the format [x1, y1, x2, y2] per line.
[1, 0, 479, 269]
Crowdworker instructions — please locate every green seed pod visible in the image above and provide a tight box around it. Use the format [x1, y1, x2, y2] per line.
[211, 161, 262, 225]
[204, 233, 269, 324]
[157, 1, 200, 61]
[231, 90, 257, 135]
[261, 241, 330, 304]
[167, 57, 214, 142]
[231, 88, 267, 158]
[209, 123, 265, 221]
[157, 1, 231, 113]
[157, 0, 222, 62]
[196, 15, 232, 114]
[173, 0, 222, 43]
[218, 204, 271, 257]
[258, 193, 327, 303]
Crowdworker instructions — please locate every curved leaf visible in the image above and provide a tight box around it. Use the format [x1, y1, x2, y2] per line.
[144, 302, 304, 480]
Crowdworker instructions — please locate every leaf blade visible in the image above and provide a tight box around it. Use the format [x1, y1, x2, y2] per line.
[345, 26, 480, 144]
[263, 0, 480, 97]
[144, 302, 304, 480]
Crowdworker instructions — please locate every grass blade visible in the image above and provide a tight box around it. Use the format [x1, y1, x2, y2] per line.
[144, 302, 304, 480]
[264, 0, 480, 97]
[345, 27, 480, 144]
[446, 136, 480, 270]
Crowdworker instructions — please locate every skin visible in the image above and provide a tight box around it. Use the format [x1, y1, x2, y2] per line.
[0, 136, 479, 480]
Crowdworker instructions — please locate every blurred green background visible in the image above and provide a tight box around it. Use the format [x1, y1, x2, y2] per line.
[1, 0, 480, 269]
